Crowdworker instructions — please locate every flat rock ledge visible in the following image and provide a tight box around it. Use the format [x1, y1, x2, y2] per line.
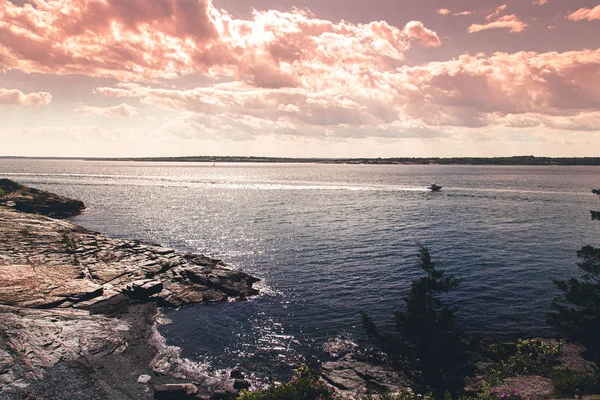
[0, 205, 259, 398]
[321, 354, 410, 397]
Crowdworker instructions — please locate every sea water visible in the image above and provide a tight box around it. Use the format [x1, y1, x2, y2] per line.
[2, 159, 598, 377]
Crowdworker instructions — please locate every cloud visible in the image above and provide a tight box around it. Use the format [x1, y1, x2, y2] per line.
[0, 88, 51, 106]
[533, 0, 547, 5]
[402, 21, 441, 48]
[437, 8, 474, 17]
[93, 47, 600, 138]
[486, 5, 508, 21]
[75, 103, 138, 118]
[0, 0, 440, 84]
[468, 15, 528, 33]
[567, 5, 600, 21]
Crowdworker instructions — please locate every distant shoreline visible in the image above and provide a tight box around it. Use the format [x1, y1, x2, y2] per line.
[2, 155, 600, 166]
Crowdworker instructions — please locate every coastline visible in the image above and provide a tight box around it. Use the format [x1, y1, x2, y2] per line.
[0, 180, 260, 399]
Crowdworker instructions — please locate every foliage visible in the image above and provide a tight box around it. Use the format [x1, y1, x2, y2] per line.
[484, 339, 563, 382]
[551, 369, 600, 396]
[337, 390, 435, 400]
[237, 365, 335, 400]
[339, 390, 529, 400]
[362, 246, 472, 399]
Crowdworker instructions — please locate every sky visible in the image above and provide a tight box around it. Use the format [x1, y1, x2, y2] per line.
[1, 0, 600, 158]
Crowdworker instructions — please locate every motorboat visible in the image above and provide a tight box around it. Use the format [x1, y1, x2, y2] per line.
[429, 183, 442, 191]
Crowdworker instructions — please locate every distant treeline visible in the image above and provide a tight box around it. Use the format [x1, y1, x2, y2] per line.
[84, 155, 600, 165]
[3, 155, 600, 165]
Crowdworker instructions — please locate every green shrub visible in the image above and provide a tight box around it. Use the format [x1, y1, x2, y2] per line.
[237, 365, 335, 400]
[551, 369, 600, 396]
[479, 339, 563, 390]
[498, 339, 563, 377]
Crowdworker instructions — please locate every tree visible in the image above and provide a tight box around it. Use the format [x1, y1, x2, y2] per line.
[362, 246, 472, 398]
[548, 188, 600, 364]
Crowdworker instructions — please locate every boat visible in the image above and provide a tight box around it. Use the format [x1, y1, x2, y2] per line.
[429, 183, 442, 191]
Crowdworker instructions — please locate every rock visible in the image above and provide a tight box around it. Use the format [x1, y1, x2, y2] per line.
[321, 354, 409, 396]
[230, 369, 244, 380]
[154, 383, 198, 399]
[137, 374, 152, 383]
[0, 179, 21, 192]
[491, 376, 554, 399]
[232, 379, 251, 390]
[0, 305, 129, 391]
[0, 179, 85, 218]
[0, 193, 260, 394]
[0, 207, 260, 311]
[126, 279, 164, 299]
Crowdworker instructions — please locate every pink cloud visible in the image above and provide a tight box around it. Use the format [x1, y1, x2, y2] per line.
[75, 103, 138, 118]
[0, 0, 440, 84]
[533, 0, 547, 5]
[567, 5, 600, 21]
[468, 15, 528, 33]
[93, 47, 600, 136]
[485, 5, 508, 21]
[437, 8, 474, 17]
[0, 88, 51, 106]
[402, 21, 441, 48]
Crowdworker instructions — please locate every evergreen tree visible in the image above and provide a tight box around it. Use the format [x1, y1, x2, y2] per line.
[362, 246, 472, 398]
[548, 188, 600, 364]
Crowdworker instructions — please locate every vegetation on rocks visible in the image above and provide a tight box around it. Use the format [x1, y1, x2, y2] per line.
[361, 246, 473, 399]
[237, 366, 336, 400]
[484, 339, 563, 381]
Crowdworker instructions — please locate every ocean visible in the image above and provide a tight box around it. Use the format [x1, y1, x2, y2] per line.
[1, 159, 598, 379]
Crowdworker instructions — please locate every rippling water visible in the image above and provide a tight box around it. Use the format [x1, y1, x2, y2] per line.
[2, 159, 598, 378]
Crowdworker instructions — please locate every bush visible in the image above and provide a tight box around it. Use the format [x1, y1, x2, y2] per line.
[237, 365, 335, 400]
[362, 246, 472, 399]
[551, 369, 600, 396]
[498, 339, 563, 377]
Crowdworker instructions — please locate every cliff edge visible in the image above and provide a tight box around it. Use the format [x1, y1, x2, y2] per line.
[0, 180, 259, 399]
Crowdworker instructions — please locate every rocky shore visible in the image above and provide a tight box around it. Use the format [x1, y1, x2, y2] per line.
[0, 180, 260, 399]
